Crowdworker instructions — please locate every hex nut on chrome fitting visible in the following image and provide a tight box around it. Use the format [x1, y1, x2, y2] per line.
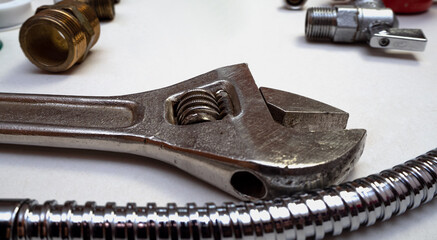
[55, 0, 115, 20]
[19, 0, 100, 72]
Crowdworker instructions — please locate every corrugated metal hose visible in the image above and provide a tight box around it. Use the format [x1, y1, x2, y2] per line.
[1, 148, 436, 240]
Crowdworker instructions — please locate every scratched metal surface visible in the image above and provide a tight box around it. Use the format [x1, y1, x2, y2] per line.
[0, 0, 436, 239]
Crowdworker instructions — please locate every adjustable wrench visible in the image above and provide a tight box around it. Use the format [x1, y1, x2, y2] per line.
[0, 64, 366, 200]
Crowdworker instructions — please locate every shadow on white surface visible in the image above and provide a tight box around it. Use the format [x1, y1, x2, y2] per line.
[0, 62, 76, 87]
[363, 48, 419, 62]
[294, 35, 419, 63]
[0, 51, 105, 89]
[0, 143, 234, 204]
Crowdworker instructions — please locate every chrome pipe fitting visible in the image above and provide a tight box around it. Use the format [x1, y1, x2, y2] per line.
[305, 0, 427, 51]
[306, 6, 396, 42]
[1, 148, 436, 240]
[19, 0, 100, 72]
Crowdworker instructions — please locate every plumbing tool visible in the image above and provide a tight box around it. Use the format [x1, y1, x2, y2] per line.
[1, 149, 436, 240]
[305, 0, 427, 51]
[0, 64, 366, 200]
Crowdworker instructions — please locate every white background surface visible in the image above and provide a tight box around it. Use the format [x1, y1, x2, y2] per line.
[0, 0, 437, 239]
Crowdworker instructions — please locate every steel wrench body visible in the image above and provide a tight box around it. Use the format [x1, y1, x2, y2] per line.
[0, 64, 366, 200]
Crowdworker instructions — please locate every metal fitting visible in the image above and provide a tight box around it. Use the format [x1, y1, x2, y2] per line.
[19, 0, 100, 72]
[284, 0, 307, 10]
[83, 0, 115, 19]
[55, 0, 115, 20]
[305, 0, 427, 51]
[288, 0, 434, 13]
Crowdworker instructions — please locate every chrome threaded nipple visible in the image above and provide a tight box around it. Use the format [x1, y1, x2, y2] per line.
[305, 7, 337, 41]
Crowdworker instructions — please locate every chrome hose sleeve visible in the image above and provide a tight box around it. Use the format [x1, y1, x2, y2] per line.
[1, 149, 436, 240]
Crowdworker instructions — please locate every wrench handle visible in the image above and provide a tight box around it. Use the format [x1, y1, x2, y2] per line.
[0, 92, 142, 150]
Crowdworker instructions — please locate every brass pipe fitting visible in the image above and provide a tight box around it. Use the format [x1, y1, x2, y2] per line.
[79, 0, 115, 20]
[55, 0, 116, 20]
[19, 0, 100, 72]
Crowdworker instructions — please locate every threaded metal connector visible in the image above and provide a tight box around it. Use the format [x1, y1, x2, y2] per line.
[55, 0, 116, 20]
[80, 0, 115, 20]
[304, 2, 426, 51]
[19, 0, 100, 72]
[305, 7, 337, 41]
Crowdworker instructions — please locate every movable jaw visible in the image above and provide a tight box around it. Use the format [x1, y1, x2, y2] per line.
[0, 64, 366, 200]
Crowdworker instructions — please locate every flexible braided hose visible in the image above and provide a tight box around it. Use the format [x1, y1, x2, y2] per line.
[1, 149, 436, 240]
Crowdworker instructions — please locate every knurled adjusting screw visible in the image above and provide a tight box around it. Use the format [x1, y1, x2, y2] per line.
[19, 0, 100, 72]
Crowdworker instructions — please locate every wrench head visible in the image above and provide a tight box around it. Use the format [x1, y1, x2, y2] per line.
[127, 64, 366, 200]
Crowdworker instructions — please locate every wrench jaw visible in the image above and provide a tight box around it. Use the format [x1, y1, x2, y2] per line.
[260, 87, 350, 132]
[222, 128, 367, 200]
[242, 129, 367, 199]
[243, 86, 367, 199]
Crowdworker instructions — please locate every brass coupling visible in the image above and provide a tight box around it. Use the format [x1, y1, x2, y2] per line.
[79, 0, 115, 20]
[19, 0, 100, 72]
[55, 0, 116, 20]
